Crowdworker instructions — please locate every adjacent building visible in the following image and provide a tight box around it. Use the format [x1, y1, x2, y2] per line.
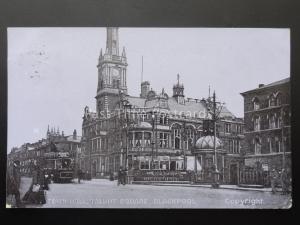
[240, 78, 291, 179]
[8, 127, 81, 176]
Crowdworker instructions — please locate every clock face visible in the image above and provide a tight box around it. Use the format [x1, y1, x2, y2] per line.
[112, 68, 119, 77]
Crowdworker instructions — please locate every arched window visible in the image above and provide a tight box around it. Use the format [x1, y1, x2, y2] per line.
[269, 114, 276, 129]
[252, 97, 260, 110]
[159, 114, 167, 125]
[254, 136, 261, 154]
[269, 94, 276, 107]
[253, 116, 261, 131]
[144, 132, 151, 147]
[186, 126, 195, 150]
[275, 137, 281, 152]
[276, 92, 283, 106]
[171, 123, 181, 149]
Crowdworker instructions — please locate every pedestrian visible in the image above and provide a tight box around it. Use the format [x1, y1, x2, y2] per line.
[280, 168, 288, 195]
[23, 165, 46, 205]
[122, 168, 127, 185]
[6, 160, 23, 208]
[78, 169, 82, 183]
[117, 167, 123, 186]
[43, 170, 50, 190]
[270, 169, 279, 194]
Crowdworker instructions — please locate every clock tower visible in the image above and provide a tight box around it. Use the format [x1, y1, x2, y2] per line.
[96, 27, 128, 117]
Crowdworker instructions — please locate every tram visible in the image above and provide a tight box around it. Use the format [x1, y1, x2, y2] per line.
[42, 152, 74, 183]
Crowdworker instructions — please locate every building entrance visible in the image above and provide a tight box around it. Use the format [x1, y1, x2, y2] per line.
[230, 164, 238, 185]
[170, 161, 176, 171]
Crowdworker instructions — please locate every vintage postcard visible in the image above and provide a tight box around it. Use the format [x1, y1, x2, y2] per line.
[6, 27, 291, 208]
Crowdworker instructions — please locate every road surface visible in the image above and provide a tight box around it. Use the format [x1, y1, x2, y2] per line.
[24, 178, 292, 208]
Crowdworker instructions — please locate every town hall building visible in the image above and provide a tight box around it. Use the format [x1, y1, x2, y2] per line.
[79, 28, 245, 184]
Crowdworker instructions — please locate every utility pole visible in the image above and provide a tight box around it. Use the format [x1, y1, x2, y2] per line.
[151, 112, 155, 169]
[213, 91, 218, 173]
[182, 121, 187, 170]
[281, 106, 286, 170]
[209, 91, 224, 189]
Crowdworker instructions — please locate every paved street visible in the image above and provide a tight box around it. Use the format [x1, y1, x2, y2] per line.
[23, 178, 292, 209]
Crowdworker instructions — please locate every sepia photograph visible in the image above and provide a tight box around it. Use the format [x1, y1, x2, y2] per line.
[6, 27, 291, 208]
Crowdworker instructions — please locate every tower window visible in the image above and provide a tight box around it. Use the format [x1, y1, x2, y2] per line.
[112, 79, 120, 88]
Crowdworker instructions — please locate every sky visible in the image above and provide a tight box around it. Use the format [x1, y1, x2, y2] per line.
[7, 28, 290, 152]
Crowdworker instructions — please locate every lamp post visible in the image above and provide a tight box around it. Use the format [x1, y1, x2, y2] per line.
[123, 103, 132, 170]
[182, 121, 187, 171]
[281, 106, 286, 170]
[151, 112, 156, 170]
[207, 91, 224, 188]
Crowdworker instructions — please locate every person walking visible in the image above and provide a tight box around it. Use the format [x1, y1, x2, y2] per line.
[6, 160, 23, 208]
[43, 170, 50, 190]
[23, 164, 46, 205]
[280, 168, 288, 195]
[122, 168, 127, 185]
[117, 167, 123, 186]
[77, 169, 82, 184]
[270, 169, 279, 194]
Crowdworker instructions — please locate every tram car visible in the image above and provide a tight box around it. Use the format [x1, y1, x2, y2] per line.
[43, 152, 74, 183]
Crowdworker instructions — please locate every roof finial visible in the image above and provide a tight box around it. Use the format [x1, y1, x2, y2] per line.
[177, 73, 180, 85]
[122, 47, 126, 57]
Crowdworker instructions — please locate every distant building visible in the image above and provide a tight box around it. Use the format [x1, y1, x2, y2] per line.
[80, 27, 245, 184]
[240, 78, 291, 173]
[8, 126, 81, 176]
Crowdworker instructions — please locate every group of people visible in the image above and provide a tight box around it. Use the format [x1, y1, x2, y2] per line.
[270, 168, 291, 195]
[6, 160, 52, 207]
[22, 165, 51, 205]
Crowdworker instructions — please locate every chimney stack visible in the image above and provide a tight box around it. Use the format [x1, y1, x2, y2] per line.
[73, 129, 77, 140]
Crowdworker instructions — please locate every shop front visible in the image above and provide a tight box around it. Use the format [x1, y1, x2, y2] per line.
[129, 155, 185, 171]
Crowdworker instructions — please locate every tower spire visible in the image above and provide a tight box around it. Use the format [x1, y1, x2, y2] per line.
[47, 125, 50, 137]
[122, 47, 126, 57]
[105, 27, 119, 56]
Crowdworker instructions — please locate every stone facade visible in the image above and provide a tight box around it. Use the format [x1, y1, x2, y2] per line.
[240, 78, 291, 173]
[79, 27, 245, 184]
[8, 127, 81, 176]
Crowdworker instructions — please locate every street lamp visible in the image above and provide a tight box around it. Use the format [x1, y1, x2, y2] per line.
[281, 106, 286, 170]
[151, 113, 156, 170]
[123, 102, 132, 170]
[207, 91, 225, 188]
[181, 121, 187, 171]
